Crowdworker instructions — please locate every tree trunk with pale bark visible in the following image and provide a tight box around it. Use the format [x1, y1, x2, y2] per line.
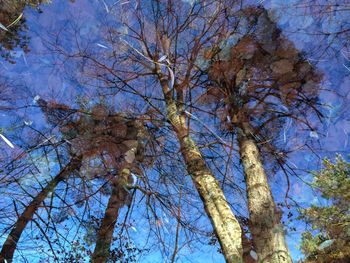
[0, 155, 82, 263]
[237, 122, 292, 263]
[159, 77, 243, 262]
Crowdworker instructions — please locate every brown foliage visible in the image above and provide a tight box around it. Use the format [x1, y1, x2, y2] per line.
[205, 6, 322, 131]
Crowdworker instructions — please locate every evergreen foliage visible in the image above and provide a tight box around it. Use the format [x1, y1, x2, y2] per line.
[299, 155, 350, 262]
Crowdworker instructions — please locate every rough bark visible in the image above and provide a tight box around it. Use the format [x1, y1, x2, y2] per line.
[0, 155, 82, 263]
[160, 78, 243, 262]
[237, 122, 292, 263]
[91, 168, 131, 263]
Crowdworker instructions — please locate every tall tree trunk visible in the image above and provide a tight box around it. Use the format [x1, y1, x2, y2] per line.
[91, 167, 131, 263]
[237, 122, 292, 263]
[160, 79, 243, 262]
[0, 155, 82, 263]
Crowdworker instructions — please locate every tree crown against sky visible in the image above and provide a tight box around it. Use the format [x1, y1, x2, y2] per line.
[194, 5, 323, 174]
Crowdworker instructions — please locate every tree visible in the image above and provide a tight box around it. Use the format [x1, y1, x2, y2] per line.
[38, 101, 157, 262]
[0, 98, 81, 262]
[55, 1, 245, 261]
[88, 106, 149, 262]
[0, 98, 151, 262]
[123, 2, 245, 260]
[0, 155, 82, 263]
[200, 6, 323, 262]
[299, 155, 350, 263]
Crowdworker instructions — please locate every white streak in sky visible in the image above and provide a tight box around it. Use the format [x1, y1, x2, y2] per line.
[0, 133, 15, 148]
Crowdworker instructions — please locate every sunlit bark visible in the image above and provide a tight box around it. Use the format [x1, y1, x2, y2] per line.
[91, 167, 132, 263]
[237, 122, 291, 263]
[159, 77, 243, 262]
[0, 155, 82, 263]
